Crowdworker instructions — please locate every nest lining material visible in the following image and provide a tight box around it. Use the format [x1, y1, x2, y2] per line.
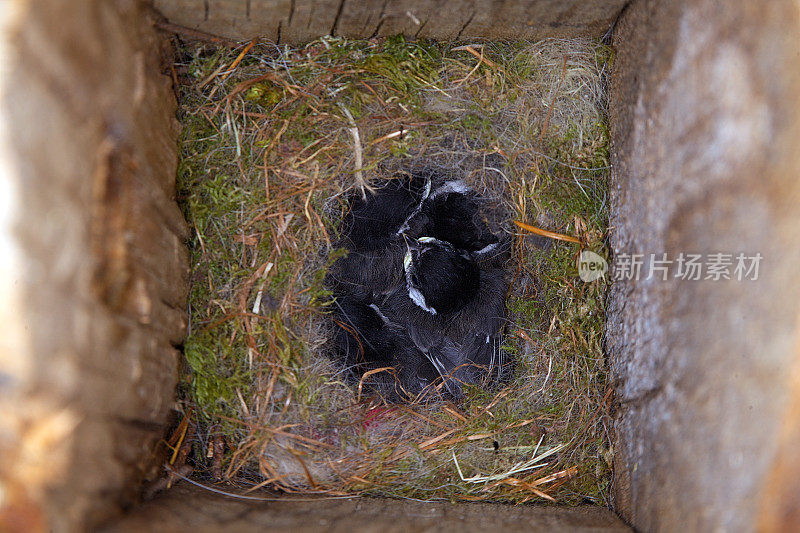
[173, 35, 612, 504]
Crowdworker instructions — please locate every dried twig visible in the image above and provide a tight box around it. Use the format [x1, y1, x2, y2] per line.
[453, 46, 485, 87]
[514, 220, 581, 244]
[452, 439, 566, 484]
[339, 105, 372, 198]
[357, 367, 395, 402]
[451, 44, 501, 70]
[539, 55, 569, 141]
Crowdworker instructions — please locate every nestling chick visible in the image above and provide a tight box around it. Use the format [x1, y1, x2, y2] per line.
[326, 173, 429, 298]
[400, 178, 499, 255]
[380, 235, 509, 396]
[331, 292, 440, 399]
[327, 170, 510, 401]
[401, 235, 480, 315]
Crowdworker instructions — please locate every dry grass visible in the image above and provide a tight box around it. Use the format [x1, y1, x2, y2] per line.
[171, 35, 613, 505]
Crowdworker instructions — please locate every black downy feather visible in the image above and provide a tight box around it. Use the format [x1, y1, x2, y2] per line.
[327, 170, 511, 400]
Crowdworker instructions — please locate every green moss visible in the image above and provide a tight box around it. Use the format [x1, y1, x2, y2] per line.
[184, 327, 253, 419]
[360, 35, 442, 96]
[245, 82, 284, 106]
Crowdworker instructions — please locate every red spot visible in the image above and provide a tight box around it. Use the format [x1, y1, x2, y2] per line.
[362, 406, 397, 429]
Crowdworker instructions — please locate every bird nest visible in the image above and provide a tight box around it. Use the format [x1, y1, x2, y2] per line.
[168, 34, 613, 504]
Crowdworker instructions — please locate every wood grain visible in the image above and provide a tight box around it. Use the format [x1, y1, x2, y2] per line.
[0, 0, 187, 530]
[154, 0, 627, 43]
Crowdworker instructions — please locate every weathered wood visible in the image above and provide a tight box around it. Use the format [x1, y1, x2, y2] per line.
[608, 0, 800, 530]
[153, 0, 628, 44]
[103, 483, 631, 532]
[0, 0, 187, 530]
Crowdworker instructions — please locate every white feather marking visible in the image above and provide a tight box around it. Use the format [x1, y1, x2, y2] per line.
[423, 178, 432, 199]
[408, 286, 437, 314]
[431, 179, 470, 198]
[396, 178, 433, 235]
[404, 240, 436, 314]
[474, 242, 499, 255]
[403, 250, 413, 270]
[424, 352, 455, 394]
[397, 215, 414, 234]
[368, 303, 392, 325]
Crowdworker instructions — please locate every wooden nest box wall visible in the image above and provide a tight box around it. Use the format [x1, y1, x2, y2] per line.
[1, 1, 799, 531]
